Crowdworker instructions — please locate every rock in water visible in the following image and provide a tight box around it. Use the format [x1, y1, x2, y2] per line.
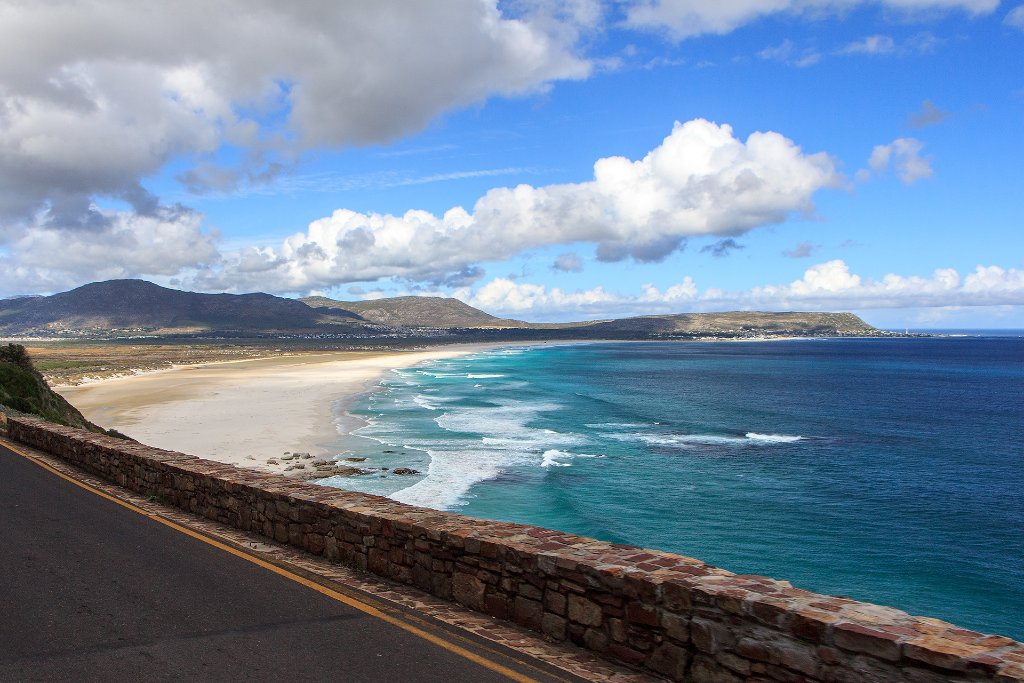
[295, 464, 366, 480]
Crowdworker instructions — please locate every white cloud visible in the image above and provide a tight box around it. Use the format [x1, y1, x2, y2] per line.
[1005, 5, 1024, 28]
[458, 275, 700, 317]
[835, 33, 941, 58]
[741, 261, 1024, 308]
[757, 40, 822, 67]
[838, 35, 896, 55]
[466, 278, 619, 313]
[0, 208, 219, 294]
[190, 119, 838, 292]
[866, 138, 933, 184]
[759, 39, 797, 61]
[623, 0, 997, 40]
[0, 1, 603, 298]
[0, 0, 589, 226]
[456, 260, 1024, 319]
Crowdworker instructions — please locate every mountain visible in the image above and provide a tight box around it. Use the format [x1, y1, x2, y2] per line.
[0, 279, 886, 339]
[0, 280, 362, 335]
[302, 295, 526, 329]
[302, 295, 881, 337]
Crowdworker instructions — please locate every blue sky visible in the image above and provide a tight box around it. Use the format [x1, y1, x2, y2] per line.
[0, 1, 1021, 327]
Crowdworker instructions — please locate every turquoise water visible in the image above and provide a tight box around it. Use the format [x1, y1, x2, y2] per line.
[324, 338, 1024, 640]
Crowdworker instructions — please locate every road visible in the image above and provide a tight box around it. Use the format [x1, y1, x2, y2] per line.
[0, 441, 581, 683]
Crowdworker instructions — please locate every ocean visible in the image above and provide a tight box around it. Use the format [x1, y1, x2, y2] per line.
[322, 336, 1024, 640]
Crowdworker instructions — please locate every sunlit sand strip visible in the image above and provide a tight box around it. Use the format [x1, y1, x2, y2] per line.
[56, 345, 501, 474]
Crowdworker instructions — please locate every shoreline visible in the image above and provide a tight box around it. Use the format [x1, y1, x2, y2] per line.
[48, 335, 880, 481]
[54, 341, 587, 480]
[56, 343, 523, 477]
[37, 336, 1024, 648]
[48, 335, 896, 487]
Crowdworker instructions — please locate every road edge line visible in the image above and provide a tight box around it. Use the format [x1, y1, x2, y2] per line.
[1, 439, 553, 683]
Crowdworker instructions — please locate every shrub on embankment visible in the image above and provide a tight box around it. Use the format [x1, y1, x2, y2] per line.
[0, 343, 127, 438]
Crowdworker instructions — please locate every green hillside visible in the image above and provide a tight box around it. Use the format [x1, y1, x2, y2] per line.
[0, 344, 114, 434]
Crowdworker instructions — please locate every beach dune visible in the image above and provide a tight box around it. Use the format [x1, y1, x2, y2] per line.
[56, 347, 483, 473]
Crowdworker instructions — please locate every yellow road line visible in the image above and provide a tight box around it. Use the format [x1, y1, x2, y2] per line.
[1, 439, 552, 683]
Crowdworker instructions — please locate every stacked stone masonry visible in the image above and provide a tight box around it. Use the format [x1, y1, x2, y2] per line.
[6, 415, 1023, 682]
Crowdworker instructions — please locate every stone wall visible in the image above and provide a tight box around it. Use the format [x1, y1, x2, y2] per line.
[6, 414, 1023, 682]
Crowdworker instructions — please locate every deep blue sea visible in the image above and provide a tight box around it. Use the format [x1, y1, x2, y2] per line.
[324, 336, 1024, 640]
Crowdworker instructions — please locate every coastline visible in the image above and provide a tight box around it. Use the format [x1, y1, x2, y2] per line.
[48, 336, 846, 484]
[37, 336, 1024, 642]
[55, 343, 515, 476]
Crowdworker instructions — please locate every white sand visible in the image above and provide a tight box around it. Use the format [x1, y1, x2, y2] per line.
[56, 346, 490, 473]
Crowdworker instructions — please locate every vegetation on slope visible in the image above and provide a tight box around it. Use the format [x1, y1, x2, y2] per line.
[0, 344, 123, 435]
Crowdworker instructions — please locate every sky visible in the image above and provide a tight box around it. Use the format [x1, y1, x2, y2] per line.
[0, 1, 1021, 328]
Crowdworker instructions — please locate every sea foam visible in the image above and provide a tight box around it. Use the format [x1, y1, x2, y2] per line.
[540, 449, 574, 467]
[608, 431, 804, 447]
[745, 432, 803, 443]
[385, 398, 588, 507]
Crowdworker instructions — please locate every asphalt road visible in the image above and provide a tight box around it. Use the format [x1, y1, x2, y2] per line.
[0, 441, 580, 683]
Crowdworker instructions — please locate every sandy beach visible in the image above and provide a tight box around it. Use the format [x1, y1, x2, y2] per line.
[56, 345, 492, 474]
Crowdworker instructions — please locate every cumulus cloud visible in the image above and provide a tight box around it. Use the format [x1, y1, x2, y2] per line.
[737, 260, 1024, 309]
[0, 208, 219, 294]
[466, 278, 619, 314]
[552, 252, 585, 272]
[185, 119, 837, 292]
[623, 0, 997, 40]
[0, 1, 602, 296]
[864, 138, 933, 184]
[461, 275, 700, 318]
[456, 260, 1024, 319]
[0, 0, 589, 231]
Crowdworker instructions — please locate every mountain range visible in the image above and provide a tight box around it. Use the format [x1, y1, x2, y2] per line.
[0, 279, 886, 339]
